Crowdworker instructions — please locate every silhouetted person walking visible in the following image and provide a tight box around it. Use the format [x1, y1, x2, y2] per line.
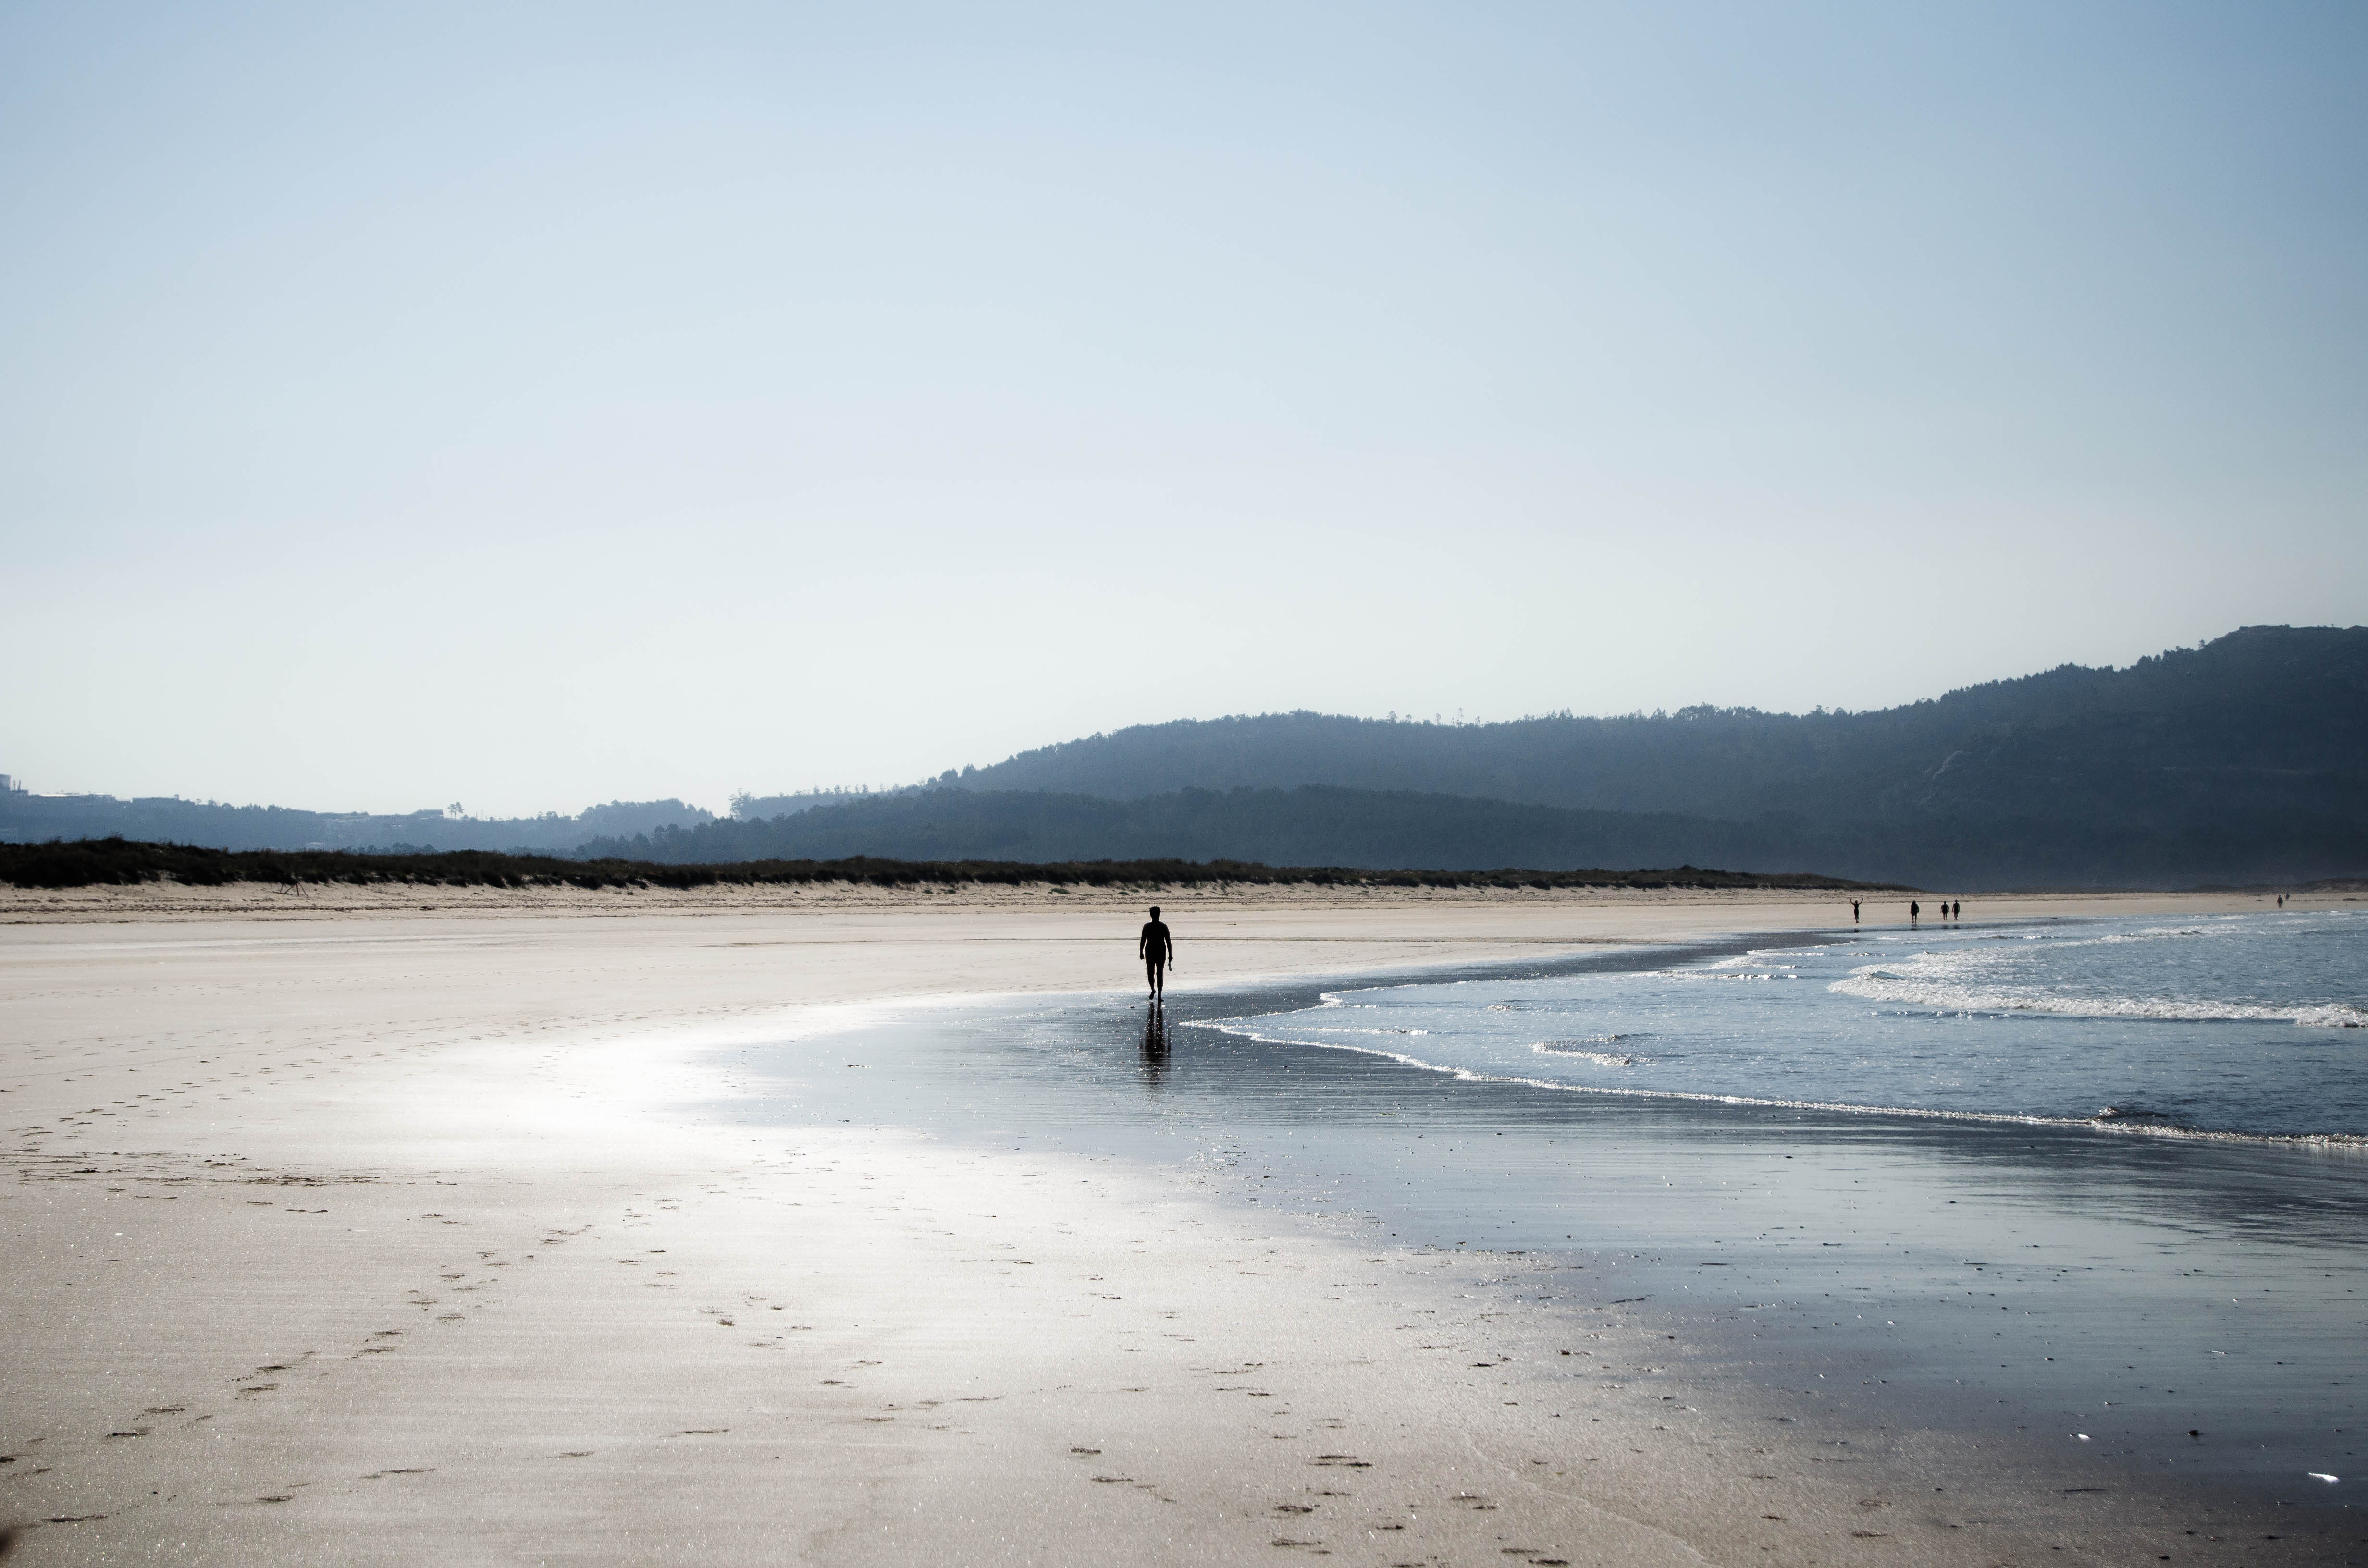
[1140, 905, 1174, 1003]
[1910, 900, 1921, 925]
[1851, 899, 1861, 926]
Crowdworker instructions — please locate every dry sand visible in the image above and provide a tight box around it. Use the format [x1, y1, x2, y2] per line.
[0, 882, 2333, 1565]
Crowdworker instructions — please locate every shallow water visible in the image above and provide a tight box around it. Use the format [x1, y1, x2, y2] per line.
[1206, 910, 2368, 1138]
[730, 923, 2368, 1518]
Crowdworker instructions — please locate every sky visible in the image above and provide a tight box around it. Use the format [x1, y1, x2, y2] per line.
[4, 2, 2363, 816]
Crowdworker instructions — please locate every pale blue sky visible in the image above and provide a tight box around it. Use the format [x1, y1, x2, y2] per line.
[4, 2, 2362, 814]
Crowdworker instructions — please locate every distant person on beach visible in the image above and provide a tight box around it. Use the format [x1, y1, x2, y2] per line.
[1851, 899, 1861, 925]
[1140, 906, 1174, 1002]
[1910, 900, 1921, 924]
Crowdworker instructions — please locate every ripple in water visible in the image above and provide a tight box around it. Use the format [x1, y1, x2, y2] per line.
[1196, 910, 2368, 1140]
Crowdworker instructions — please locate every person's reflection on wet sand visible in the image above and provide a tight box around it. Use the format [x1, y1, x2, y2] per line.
[1140, 1008, 1170, 1087]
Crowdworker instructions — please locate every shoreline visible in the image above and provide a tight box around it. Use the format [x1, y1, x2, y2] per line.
[732, 942, 2366, 1521]
[4, 887, 2354, 1563]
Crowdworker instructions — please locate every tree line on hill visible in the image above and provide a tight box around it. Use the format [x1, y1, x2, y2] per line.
[583, 781, 2363, 889]
[945, 626, 2368, 836]
[669, 623, 2347, 888]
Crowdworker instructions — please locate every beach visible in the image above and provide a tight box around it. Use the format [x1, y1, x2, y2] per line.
[2, 882, 2356, 1565]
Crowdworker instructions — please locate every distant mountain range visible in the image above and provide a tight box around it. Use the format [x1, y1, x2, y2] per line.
[607, 625, 2368, 887]
[0, 793, 714, 855]
[945, 625, 2368, 833]
[582, 781, 2360, 889]
[10, 625, 2364, 887]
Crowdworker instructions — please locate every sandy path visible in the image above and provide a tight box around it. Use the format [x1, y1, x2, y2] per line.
[0, 885, 2328, 1565]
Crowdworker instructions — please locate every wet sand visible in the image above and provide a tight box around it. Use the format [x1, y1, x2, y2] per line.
[1, 882, 2351, 1564]
[765, 965, 2363, 1512]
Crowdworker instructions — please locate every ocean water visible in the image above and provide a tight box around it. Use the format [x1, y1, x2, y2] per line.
[737, 914, 2368, 1513]
[1199, 910, 2368, 1140]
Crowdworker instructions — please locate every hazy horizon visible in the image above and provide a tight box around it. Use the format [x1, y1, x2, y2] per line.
[6, 4, 2364, 816]
[8, 621, 2357, 821]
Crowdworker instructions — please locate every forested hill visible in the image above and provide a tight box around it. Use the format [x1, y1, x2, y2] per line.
[950, 626, 2368, 833]
[586, 783, 2368, 889]
[10, 625, 2361, 885]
